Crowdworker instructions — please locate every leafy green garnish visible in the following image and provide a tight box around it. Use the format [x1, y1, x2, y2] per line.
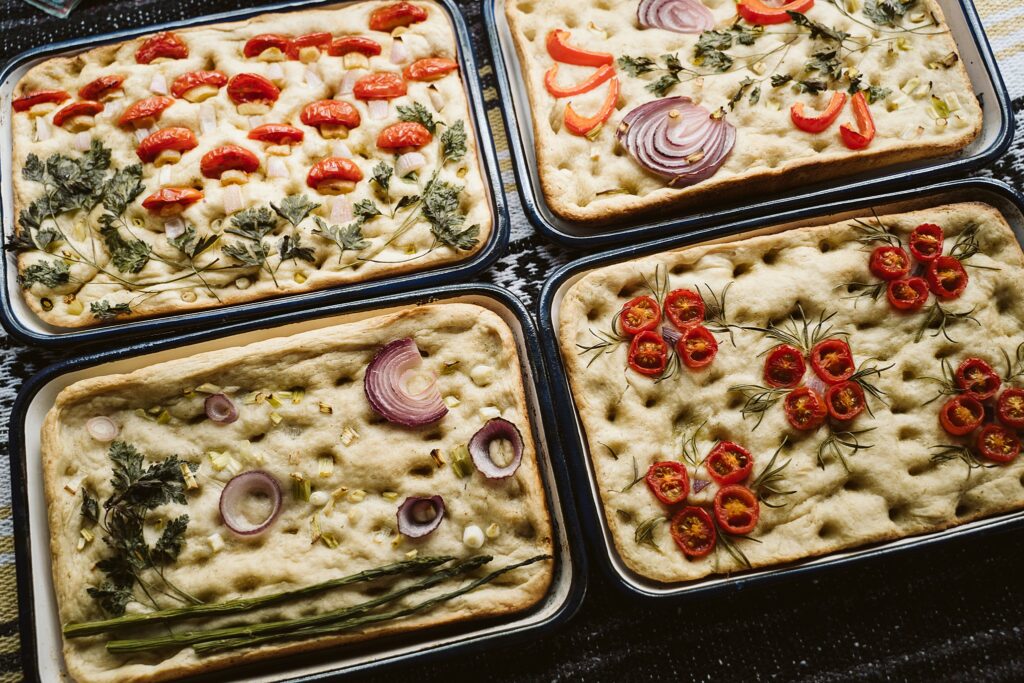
[224, 207, 278, 281]
[771, 73, 793, 88]
[313, 217, 370, 262]
[865, 85, 892, 104]
[90, 300, 132, 320]
[422, 181, 479, 251]
[169, 226, 218, 260]
[439, 120, 467, 163]
[863, 0, 917, 26]
[371, 161, 393, 193]
[616, 55, 657, 77]
[694, 32, 734, 73]
[20, 259, 70, 289]
[354, 199, 383, 222]
[278, 235, 315, 263]
[100, 225, 150, 274]
[272, 195, 319, 229]
[806, 49, 842, 80]
[787, 12, 849, 43]
[397, 102, 441, 134]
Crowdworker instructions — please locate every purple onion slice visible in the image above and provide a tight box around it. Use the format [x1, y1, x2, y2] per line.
[364, 338, 448, 427]
[86, 416, 120, 442]
[469, 418, 524, 480]
[661, 325, 682, 347]
[205, 393, 238, 424]
[616, 96, 736, 188]
[397, 495, 445, 538]
[693, 478, 712, 494]
[220, 470, 282, 536]
[637, 0, 715, 33]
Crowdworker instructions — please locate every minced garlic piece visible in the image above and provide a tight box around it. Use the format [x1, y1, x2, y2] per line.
[479, 406, 501, 420]
[319, 402, 333, 414]
[347, 489, 366, 503]
[180, 462, 199, 490]
[470, 364, 493, 387]
[382, 491, 399, 501]
[486, 523, 501, 539]
[208, 533, 225, 552]
[64, 474, 85, 494]
[341, 426, 360, 446]
[462, 525, 485, 549]
[405, 549, 418, 559]
[269, 412, 283, 425]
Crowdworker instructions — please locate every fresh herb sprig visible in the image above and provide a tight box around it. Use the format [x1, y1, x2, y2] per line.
[914, 302, 980, 344]
[745, 305, 847, 354]
[848, 360, 894, 416]
[930, 443, 996, 478]
[699, 282, 743, 345]
[750, 438, 795, 508]
[635, 516, 666, 549]
[1002, 342, 1024, 383]
[816, 424, 874, 471]
[728, 384, 789, 430]
[915, 357, 962, 405]
[620, 456, 645, 493]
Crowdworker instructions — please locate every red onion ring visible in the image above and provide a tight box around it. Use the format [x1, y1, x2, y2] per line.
[364, 338, 448, 427]
[205, 393, 238, 424]
[219, 471, 282, 536]
[616, 97, 736, 187]
[638, 0, 715, 33]
[397, 495, 445, 538]
[86, 416, 119, 442]
[693, 478, 712, 494]
[468, 418, 524, 480]
[661, 325, 682, 346]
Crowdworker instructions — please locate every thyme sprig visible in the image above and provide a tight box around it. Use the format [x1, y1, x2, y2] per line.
[635, 516, 666, 549]
[930, 444, 996, 478]
[728, 384, 789, 430]
[816, 424, 874, 471]
[914, 302, 980, 344]
[745, 304, 847, 354]
[750, 438, 795, 508]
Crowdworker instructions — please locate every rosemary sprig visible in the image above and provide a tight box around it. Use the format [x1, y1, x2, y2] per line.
[700, 282, 743, 345]
[728, 384, 789, 430]
[816, 425, 874, 471]
[599, 442, 620, 460]
[839, 281, 886, 305]
[914, 302, 980, 344]
[576, 326, 626, 367]
[713, 518, 760, 571]
[635, 516, 666, 549]
[849, 215, 901, 248]
[916, 357, 961, 406]
[654, 346, 682, 384]
[642, 264, 669, 303]
[620, 456, 645, 493]
[750, 438, 795, 508]
[1002, 342, 1024, 383]
[744, 304, 847, 354]
[848, 359, 894, 417]
[948, 223, 1000, 270]
[930, 444, 996, 478]
[679, 420, 708, 468]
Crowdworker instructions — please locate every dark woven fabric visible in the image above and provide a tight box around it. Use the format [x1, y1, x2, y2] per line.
[2, 1, 1024, 681]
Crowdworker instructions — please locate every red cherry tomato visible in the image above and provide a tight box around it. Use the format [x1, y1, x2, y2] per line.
[136, 127, 198, 163]
[869, 246, 911, 281]
[909, 223, 944, 263]
[938, 395, 985, 437]
[737, 0, 815, 24]
[52, 101, 104, 128]
[227, 73, 281, 106]
[286, 32, 333, 60]
[136, 32, 188, 64]
[403, 57, 459, 81]
[353, 72, 408, 100]
[764, 344, 806, 388]
[997, 388, 1024, 429]
[670, 506, 716, 558]
[545, 29, 613, 67]
[955, 358, 1001, 401]
[141, 187, 203, 215]
[706, 442, 753, 486]
[369, 2, 428, 31]
[810, 338, 855, 384]
[118, 96, 174, 128]
[328, 36, 382, 57]
[926, 256, 968, 299]
[377, 121, 433, 150]
[714, 485, 760, 536]
[663, 288, 705, 330]
[243, 34, 290, 59]
[976, 424, 1021, 464]
[619, 296, 661, 335]
[784, 387, 827, 431]
[200, 145, 260, 179]
[678, 325, 718, 369]
[791, 92, 846, 133]
[627, 330, 668, 376]
[307, 157, 364, 191]
[78, 75, 125, 101]
[825, 381, 866, 422]
[12, 89, 70, 112]
[248, 123, 305, 145]
[645, 461, 690, 506]
[887, 277, 929, 312]
[170, 70, 228, 99]
[301, 100, 361, 129]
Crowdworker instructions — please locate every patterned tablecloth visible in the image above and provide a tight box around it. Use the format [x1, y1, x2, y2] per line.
[1, 1, 1022, 681]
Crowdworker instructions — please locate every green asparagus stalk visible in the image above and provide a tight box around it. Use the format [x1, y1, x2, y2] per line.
[65, 555, 454, 639]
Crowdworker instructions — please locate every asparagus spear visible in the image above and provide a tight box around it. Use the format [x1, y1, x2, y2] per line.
[65, 555, 454, 639]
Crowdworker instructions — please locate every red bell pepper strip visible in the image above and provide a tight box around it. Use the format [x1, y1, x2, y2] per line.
[790, 91, 847, 133]
[737, 0, 815, 24]
[546, 29, 613, 67]
[565, 77, 620, 136]
[544, 63, 616, 98]
[840, 91, 876, 150]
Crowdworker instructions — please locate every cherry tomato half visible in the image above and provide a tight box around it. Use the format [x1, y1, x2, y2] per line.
[227, 73, 281, 105]
[955, 358, 1001, 401]
[997, 388, 1024, 429]
[909, 223, 944, 263]
[670, 506, 716, 558]
[248, 123, 305, 145]
[141, 187, 203, 216]
[976, 424, 1021, 464]
[545, 29, 613, 67]
[328, 36, 382, 57]
[286, 32, 333, 60]
[243, 34, 290, 59]
[663, 288, 705, 330]
[12, 89, 70, 112]
[784, 387, 827, 431]
[810, 338, 855, 384]
[764, 343, 806, 388]
[678, 325, 718, 370]
[377, 121, 432, 150]
[136, 32, 188, 64]
[52, 101, 104, 128]
[825, 381, 866, 422]
[619, 295, 661, 335]
[938, 395, 984, 437]
[200, 145, 260, 179]
[404, 57, 459, 81]
[627, 331, 668, 376]
[170, 70, 228, 100]
[136, 127, 198, 163]
[353, 72, 408, 100]
[78, 75, 125, 101]
[306, 157, 364, 193]
[118, 96, 174, 128]
[926, 256, 968, 300]
[887, 277, 929, 312]
[369, 2, 428, 31]
[869, 245, 911, 281]
[645, 461, 690, 506]
[714, 485, 760, 536]
[706, 442, 753, 486]
[301, 100, 361, 129]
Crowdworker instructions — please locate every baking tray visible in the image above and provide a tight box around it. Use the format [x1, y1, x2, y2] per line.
[9, 283, 586, 682]
[486, 0, 1015, 249]
[538, 177, 1024, 599]
[0, 0, 510, 349]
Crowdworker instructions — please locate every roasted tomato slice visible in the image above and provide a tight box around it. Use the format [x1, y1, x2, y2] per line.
[627, 330, 668, 376]
[663, 288, 704, 330]
[403, 57, 459, 81]
[619, 296, 661, 335]
[714, 485, 760, 536]
[369, 2, 428, 31]
[826, 381, 866, 422]
[784, 387, 827, 431]
[869, 245, 911, 281]
[545, 29, 613, 67]
[737, 0, 815, 24]
[136, 127, 198, 163]
[706, 442, 753, 486]
[307, 157, 364, 194]
[78, 75, 125, 101]
[377, 121, 432, 150]
[764, 344, 806, 388]
[201, 145, 260, 179]
[353, 72, 408, 100]
[227, 73, 281, 105]
[670, 506, 716, 558]
[887, 277, 929, 312]
[909, 223, 944, 263]
[678, 326, 718, 370]
[939, 395, 984, 437]
[12, 89, 70, 112]
[977, 425, 1022, 464]
[141, 187, 203, 216]
[52, 101, 104, 128]
[119, 96, 174, 128]
[645, 461, 690, 506]
[248, 123, 305, 145]
[810, 338, 855, 384]
[170, 70, 228, 101]
[955, 358, 1001, 401]
[997, 388, 1024, 429]
[136, 32, 188, 64]
[328, 36, 382, 57]
[301, 100, 361, 130]
[926, 256, 968, 299]
[286, 32, 333, 60]
[243, 33, 291, 59]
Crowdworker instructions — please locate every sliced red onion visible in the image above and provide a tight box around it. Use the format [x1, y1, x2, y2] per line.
[469, 418, 524, 480]
[395, 152, 427, 177]
[390, 40, 410, 64]
[220, 471, 281, 536]
[368, 99, 389, 120]
[35, 118, 52, 142]
[267, 156, 288, 178]
[73, 132, 92, 152]
[396, 495, 445, 538]
[330, 196, 353, 223]
[364, 338, 448, 427]
[692, 478, 711, 494]
[661, 325, 681, 346]
[199, 103, 217, 134]
[164, 215, 186, 239]
[638, 0, 715, 33]
[86, 416, 119, 442]
[224, 185, 244, 214]
[205, 393, 238, 424]
[150, 73, 168, 96]
[616, 97, 735, 188]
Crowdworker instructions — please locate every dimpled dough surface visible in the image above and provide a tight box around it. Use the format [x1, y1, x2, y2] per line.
[559, 202, 1024, 583]
[42, 303, 553, 683]
[505, 0, 982, 223]
[12, 1, 492, 327]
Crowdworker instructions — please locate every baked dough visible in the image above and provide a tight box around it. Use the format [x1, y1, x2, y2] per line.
[42, 303, 553, 682]
[505, 0, 982, 223]
[559, 202, 1024, 582]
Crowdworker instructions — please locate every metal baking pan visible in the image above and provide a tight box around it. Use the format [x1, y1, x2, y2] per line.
[538, 177, 1024, 599]
[0, 0, 510, 349]
[9, 283, 586, 682]
[486, 0, 1014, 248]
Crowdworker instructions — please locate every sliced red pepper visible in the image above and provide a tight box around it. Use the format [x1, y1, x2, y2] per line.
[791, 91, 847, 134]
[546, 29, 613, 67]
[564, 76, 619, 137]
[544, 63, 615, 98]
[737, 0, 815, 24]
[840, 91, 876, 150]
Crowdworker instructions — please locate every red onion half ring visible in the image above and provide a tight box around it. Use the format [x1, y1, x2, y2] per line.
[397, 495, 445, 538]
[205, 393, 238, 424]
[469, 418, 524, 480]
[616, 97, 736, 187]
[661, 325, 682, 347]
[364, 338, 448, 427]
[220, 471, 282, 536]
[638, 0, 715, 33]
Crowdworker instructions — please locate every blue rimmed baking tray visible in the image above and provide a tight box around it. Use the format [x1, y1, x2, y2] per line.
[538, 177, 1024, 599]
[486, 0, 1015, 249]
[9, 283, 586, 682]
[0, 0, 510, 348]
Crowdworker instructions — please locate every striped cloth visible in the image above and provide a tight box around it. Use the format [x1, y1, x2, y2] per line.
[976, 0, 1024, 97]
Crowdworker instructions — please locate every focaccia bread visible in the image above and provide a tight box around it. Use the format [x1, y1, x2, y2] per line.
[559, 202, 1024, 583]
[11, 1, 491, 328]
[506, 0, 981, 223]
[42, 303, 553, 682]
